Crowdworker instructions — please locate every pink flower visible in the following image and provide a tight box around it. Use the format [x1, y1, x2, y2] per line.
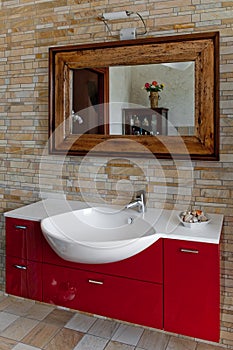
[144, 82, 150, 89]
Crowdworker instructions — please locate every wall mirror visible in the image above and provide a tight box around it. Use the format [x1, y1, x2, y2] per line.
[49, 31, 219, 160]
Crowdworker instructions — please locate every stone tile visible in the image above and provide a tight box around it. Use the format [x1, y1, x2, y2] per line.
[166, 336, 197, 350]
[65, 312, 97, 332]
[73, 334, 108, 350]
[0, 336, 17, 350]
[0, 294, 9, 304]
[3, 299, 35, 317]
[0, 317, 39, 341]
[88, 318, 120, 339]
[0, 295, 225, 350]
[111, 324, 144, 346]
[12, 344, 41, 350]
[137, 329, 170, 350]
[0, 312, 19, 332]
[105, 341, 135, 350]
[21, 322, 60, 348]
[43, 308, 74, 327]
[24, 302, 55, 321]
[44, 328, 84, 350]
[0, 296, 19, 312]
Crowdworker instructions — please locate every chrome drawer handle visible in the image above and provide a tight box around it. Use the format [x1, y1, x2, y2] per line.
[15, 225, 27, 230]
[88, 279, 104, 285]
[180, 248, 199, 254]
[14, 265, 27, 270]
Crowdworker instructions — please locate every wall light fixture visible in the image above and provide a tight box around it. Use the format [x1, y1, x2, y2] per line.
[98, 10, 147, 40]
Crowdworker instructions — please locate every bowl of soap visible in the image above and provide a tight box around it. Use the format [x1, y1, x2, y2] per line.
[179, 209, 210, 228]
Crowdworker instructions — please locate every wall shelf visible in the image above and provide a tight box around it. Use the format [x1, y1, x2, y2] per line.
[122, 108, 168, 136]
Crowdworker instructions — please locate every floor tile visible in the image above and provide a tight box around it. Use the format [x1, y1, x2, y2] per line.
[88, 318, 120, 339]
[43, 308, 74, 326]
[0, 295, 226, 350]
[0, 294, 9, 304]
[24, 302, 55, 321]
[137, 329, 170, 350]
[0, 312, 19, 332]
[44, 328, 84, 350]
[65, 312, 97, 332]
[0, 336, 17, 350]
[166, 336, 197, 350]
[0, 296, 18, 311]
[111, 324, 144, 346]
[73, 334, 108, 350]
[105, 341, 135, 349]
[3, 298, 35, 317]
[21, 322, 60, 348]
[0, 317, 39, 341]
[12, 344, 41, 350]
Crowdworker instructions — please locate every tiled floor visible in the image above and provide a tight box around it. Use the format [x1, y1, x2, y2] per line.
[0, 293, 226, 350]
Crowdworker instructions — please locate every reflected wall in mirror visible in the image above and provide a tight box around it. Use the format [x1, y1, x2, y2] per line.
[109, 62, 195, 136]
[49, 31, 219, 160]
[71, 68, 109, 135]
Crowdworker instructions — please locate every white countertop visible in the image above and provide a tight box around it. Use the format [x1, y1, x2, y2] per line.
[4, 199, 224, 244]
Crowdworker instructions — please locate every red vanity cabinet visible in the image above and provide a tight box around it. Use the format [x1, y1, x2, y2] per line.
[5, 218, 42, 301]
[164, 239, 220, 342]
[5, 215, 221, 342]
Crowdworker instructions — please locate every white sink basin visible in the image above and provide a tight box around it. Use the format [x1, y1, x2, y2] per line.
[41, 206, 159, 264]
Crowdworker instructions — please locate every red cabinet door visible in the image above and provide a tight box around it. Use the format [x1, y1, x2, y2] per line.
[6, 256, 42, 301]
[42, 263, 163, 329]
[164, 239, 220, 342]
[6, 218, 42, 262]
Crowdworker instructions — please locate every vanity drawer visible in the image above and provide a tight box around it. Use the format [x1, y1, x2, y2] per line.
[42, 238, 163, 284]
[6, 256, 42, 301]
[42, 263, 163, 329]
[6, 218, 43, 262]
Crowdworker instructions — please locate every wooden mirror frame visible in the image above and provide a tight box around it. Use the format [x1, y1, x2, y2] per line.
[49, 31, 219, 160]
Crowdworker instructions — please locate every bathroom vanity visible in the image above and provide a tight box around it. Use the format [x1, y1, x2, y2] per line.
[4, 199, 223, 343]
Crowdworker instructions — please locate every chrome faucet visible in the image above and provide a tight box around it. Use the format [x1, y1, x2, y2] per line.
[125, 191, 146, 213]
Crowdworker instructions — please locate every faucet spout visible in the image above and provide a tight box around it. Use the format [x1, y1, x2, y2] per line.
[125, 191, 146, 213]
[125, 201, 140, 210]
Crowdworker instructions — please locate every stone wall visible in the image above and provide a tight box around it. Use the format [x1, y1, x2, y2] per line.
[0, 0, 233, 347]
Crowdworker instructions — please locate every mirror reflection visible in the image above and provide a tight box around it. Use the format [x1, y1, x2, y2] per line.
[71, 68, 107, 135]
[71, 62, 195, 137]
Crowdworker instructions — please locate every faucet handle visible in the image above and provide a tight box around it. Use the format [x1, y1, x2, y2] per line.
[136, 190, 146, 200]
